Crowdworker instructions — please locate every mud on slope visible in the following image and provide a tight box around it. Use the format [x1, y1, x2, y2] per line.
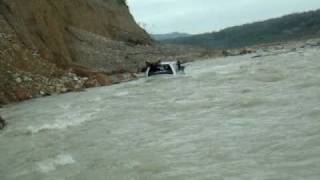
[0, 0, 151, 66]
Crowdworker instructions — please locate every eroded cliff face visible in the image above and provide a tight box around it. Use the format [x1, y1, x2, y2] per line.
[0, 0, 153, 104]
[0, 0, 151, 66]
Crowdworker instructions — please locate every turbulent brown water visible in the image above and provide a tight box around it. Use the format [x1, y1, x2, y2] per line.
[1, 47, 320, 179]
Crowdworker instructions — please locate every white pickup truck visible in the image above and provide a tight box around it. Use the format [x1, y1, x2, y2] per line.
[145, 61, 185, 77]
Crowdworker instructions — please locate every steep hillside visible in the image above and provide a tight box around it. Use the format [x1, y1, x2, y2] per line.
[163, 9, 320, 48]
[0, 0, 152, 104]
[0, 0, 151, 66]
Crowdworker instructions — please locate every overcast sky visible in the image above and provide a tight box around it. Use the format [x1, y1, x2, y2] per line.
[127, 0, 320, 34]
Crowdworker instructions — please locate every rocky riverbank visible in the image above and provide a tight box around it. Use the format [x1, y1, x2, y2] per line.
[0, 23, 138, 104]
[220, 38, 320, 58]
[252, 38, 320, 57]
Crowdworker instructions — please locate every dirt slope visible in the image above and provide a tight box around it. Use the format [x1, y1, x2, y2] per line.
[0, 0, 152, 104]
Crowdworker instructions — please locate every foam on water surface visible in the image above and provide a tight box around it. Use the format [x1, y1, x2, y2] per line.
[27, 112, 95, 134]
[36, 154, 76, 173]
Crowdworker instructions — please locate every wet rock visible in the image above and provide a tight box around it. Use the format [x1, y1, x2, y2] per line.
[251, 55, 263, 59]
[222, 48, 255, 56]
[0, 116, 6, 130]
[84, 79, 100, 88]
[60, 87, 68, 93]
[39, 91, 47, 96]
[222, 50, 232, 56]
[239, 48, 255, 55]
[241, 89, 252, 94]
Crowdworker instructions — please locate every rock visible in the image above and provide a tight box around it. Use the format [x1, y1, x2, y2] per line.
[222, 50, 231, 56]
[23, 76, 32, 82]
[35, 90, 50, 98]
[84, 79, 99, 88]
[15, 77, 22, 83]
[39, 91, 45, 95]
[61, 88, 68, 93]
[291, 48, 297, 52]
[239, 48, 255, 55]
[14, 87, 32, 101]
[0, 32, 6, 38]
[73, 76, 79, 81]
[0, 116, 6, 130]
[252, 55, 263, 59]
[82, 77, 89, 81]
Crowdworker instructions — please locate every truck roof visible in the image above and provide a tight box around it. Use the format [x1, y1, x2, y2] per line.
[160, 61, 177, 65]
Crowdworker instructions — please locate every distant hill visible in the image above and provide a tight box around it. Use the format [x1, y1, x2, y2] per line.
[151, 32, 192, 41]
[163, 9, 320, 48]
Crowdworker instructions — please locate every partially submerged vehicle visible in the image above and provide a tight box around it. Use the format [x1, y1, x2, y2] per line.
[145, 61, 185, 77]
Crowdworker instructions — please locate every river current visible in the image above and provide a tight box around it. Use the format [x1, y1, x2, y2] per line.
[1, 48, 320, 179]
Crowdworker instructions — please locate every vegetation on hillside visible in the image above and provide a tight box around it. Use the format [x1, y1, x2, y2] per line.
[162, 9, 320, 48]
[151, 32, 192, 41]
